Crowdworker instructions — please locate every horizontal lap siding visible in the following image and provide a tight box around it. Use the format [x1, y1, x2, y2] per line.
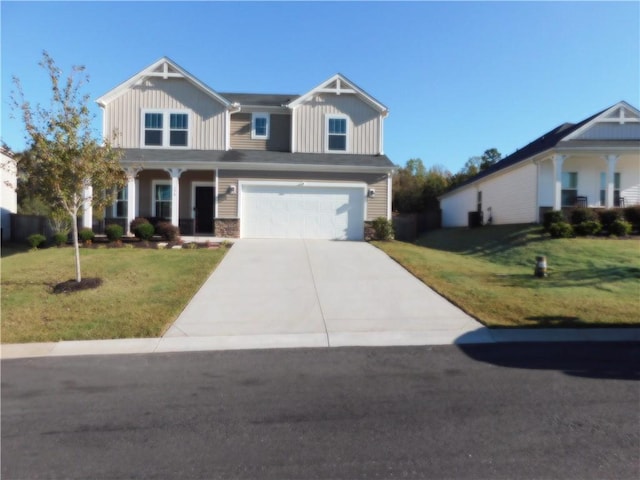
[480, 163, 537, 224]
[441, 189, 476, 227]
[218, 170, 388, 220]
[230, 113, 291, 151]
[104, 78, 226, 150]
[294, 94, 380, 154]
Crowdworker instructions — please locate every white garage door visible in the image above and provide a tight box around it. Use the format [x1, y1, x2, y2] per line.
[241, 183, 366, 240]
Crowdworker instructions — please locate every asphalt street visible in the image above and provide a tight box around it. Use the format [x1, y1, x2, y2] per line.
[2, 343, 639, 479]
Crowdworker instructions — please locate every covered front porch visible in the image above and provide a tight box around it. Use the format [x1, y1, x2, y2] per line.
[537, 150, 639, 216]
[84, 167, 220, 236]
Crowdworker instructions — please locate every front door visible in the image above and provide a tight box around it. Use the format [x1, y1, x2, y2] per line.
[195, 186, 214, 234]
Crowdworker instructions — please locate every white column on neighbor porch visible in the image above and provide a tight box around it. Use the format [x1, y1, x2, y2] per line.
[552, 154, 566, 211]
[82, 183, 93, 229]
[165, 168, 184, 227]
[124, 168, 140, 235]
[605, 154, 619, 208]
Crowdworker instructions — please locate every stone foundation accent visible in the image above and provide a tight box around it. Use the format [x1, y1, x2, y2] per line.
[364, 221, 376, 241]
[214, 218, 240, 238]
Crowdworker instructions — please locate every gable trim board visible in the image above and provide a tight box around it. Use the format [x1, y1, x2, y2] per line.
[440, 101, 640, 228]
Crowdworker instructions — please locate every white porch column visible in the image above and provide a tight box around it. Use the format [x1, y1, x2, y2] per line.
[82, 183, 93, 229]
[165, 168, 184, 227]
[605, 154, 619, 208]
[125, 168, 141, 235]
[552, 154, 566, 211]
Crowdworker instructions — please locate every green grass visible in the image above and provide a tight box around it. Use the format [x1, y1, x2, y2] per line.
[1, 245, 227, 343]
[373, 225, 640, 328]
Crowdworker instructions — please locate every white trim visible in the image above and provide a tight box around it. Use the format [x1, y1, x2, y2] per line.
[563, 101, 640, 141]
[379, 114, 384, 155]
[141, 109, 191, 149]
[291, 108, 297, 153]
[325, 114, 350, 153]
[238, 180, 368, 239]
[96, 57, 231, 108]
[386, 173, 392, 219]
[287, 73, 388, 114]
[251, 112, 270, 140]
[151, 180, 172, 219]
[225, 110, 231, 151]
[191, 181, 215, 220]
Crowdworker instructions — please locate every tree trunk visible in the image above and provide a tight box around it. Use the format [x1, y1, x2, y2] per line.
[70, 211, 82, 283]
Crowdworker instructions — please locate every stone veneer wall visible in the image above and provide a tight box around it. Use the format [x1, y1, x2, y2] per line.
[214, 218, 240, 238]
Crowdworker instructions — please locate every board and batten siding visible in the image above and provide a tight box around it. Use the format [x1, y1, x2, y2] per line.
[103, 78, 226, 150]
[217, 170, 388, 221]
[229, 113, 291, 151]
[293, 94, 380, 154]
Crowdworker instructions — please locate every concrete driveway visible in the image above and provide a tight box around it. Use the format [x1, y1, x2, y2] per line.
[163, 240, 487, 349]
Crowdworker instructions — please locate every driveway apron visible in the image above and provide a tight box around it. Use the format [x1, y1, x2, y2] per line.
[164, 239, 486, 346]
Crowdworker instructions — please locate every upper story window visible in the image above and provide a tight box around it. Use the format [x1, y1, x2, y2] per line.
[326, 115, 348, 152]
[142, 110, 190, 148]
[251, 113, 270, 139]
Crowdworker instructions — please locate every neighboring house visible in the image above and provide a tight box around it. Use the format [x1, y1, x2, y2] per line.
[440, 101, 640, 228]
[1, 147, 17, 242]
[95, 57, 393, 240]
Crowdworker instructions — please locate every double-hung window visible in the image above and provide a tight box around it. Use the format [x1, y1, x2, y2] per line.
[251, 113, 269, 139]
[143, 111, 190, 148]
[154, 183, 172, 219]
[561, 172, 578, 206]
[326, 116, 348, 152]
[113, 187, 128, 218]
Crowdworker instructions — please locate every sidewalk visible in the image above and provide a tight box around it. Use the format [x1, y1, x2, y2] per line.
[2, 327, 639, 359]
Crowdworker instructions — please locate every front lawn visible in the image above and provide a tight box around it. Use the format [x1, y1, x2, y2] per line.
[373, 225, 640, 327]
[1, 245, 228, 343]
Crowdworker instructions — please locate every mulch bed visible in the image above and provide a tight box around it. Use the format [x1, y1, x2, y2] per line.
[52, 277, 102, 294]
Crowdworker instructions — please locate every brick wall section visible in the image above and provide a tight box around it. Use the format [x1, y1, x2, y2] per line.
[214, 218, 240, 238]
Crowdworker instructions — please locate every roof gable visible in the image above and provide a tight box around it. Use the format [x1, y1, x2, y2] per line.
[287, 73, 388, 115]
[96, 57, 231, 108]
[561, 101, 640, 141]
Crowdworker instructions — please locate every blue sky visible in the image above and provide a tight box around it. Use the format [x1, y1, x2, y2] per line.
[1, 1, 638, 173]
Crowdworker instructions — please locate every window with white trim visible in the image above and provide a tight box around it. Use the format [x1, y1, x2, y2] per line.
[113, 186, 128, 218]
[142, 111, 190, 148]
[154, 182, 172, 219]
[326, 116, 347, 152]
[251, 113, 269, 139]
[561, 172, 578, 206]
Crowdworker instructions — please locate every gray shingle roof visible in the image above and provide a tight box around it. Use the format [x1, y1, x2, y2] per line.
[120, 149, 394, 169]
[220, 93, 299, 107]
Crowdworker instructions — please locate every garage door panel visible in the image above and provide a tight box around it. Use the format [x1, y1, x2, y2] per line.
[241, 184, 364, 240]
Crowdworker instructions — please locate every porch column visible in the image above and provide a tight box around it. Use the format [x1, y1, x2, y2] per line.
[125, 168, 141, 235]
[604, 154, 618, 208]
[82, 183, 93, 229]
[165, 168, 184, 227]
[552, 154, 566, 211]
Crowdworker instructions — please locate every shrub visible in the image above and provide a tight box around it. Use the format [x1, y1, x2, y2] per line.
[27, 233, 47, 249]
[78, 228, 95, 244]
[156, 221, 180, 242]
[609, 219, 632, 237]
[570, 207, 598, 225]
[623, 205, 640, 229]
[574, 220, 602, 236]
[371, 217, 394, 241]
[52, 232, 68, 247]
[104, 224, 124, 241]
[542, 210, 565, 232]
[130, 217, 150, 234]
[548, 222, 573, 238]
[598, 209, 624, 230]
[134, 222, 155, 241]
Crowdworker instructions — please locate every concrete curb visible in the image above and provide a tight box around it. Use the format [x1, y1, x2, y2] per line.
[2, 328, 639, 360]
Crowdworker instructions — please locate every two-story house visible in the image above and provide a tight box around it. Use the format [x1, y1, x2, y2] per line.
[94, 57, 394, 240]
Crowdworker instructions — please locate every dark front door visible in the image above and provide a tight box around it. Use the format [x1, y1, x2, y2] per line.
[195, 186, 214, 234]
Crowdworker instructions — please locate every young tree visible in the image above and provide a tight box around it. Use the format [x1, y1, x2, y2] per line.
[12, 52, 125, 283]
